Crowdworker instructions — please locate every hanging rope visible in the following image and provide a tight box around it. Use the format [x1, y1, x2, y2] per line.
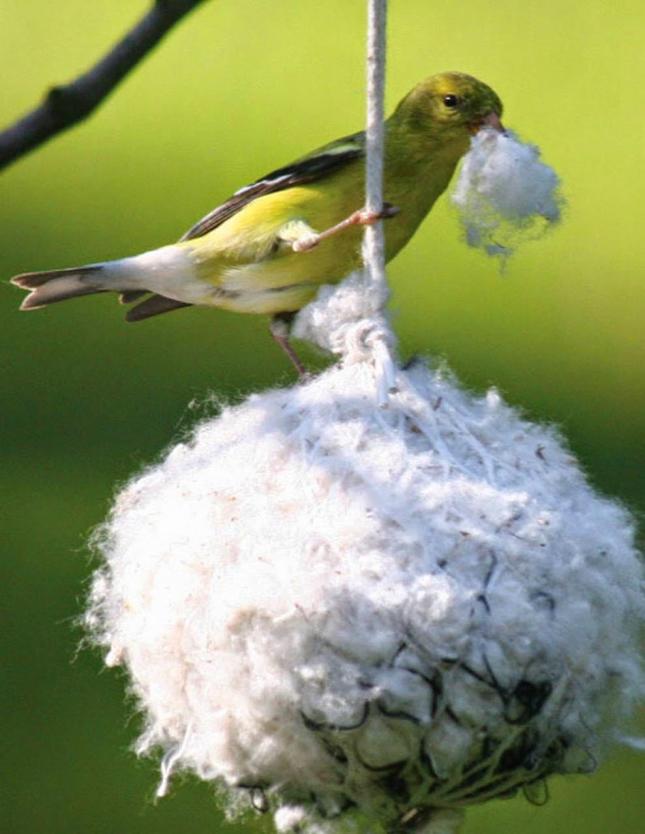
[362, 0, 398, 404]
[363, 0, 389, 307]
[293, 0, 396, 405]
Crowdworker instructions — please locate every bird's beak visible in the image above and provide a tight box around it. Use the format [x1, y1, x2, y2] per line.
[469, 111, 506, 135]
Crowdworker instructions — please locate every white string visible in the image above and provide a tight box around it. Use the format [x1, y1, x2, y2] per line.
[293, 1, 397, 404]
[156, 722, 192, 798]
[363, 0, 388, 307]
[362, 0, 397, 406]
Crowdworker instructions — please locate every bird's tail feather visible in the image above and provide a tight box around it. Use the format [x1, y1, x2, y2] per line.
[11, 265, 108, 310]
[11, 250, 195, 321]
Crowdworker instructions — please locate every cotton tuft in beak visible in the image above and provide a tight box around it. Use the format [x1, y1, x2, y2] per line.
[452, 127, 564, 258]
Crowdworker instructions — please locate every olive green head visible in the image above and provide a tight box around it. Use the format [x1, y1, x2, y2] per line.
[391, 71, 504, 150]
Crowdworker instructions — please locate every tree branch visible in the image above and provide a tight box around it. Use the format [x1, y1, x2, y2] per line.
[0, 1, 208, 172]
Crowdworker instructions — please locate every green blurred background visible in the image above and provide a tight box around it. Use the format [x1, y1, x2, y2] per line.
[2, 1, 643, 832]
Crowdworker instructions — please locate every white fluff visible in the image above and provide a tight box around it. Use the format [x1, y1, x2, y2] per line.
[452, 128, 564, 257]
[87, 278, 644, 834]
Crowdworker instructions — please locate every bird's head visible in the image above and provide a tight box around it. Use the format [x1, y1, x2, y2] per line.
[391, 72, 504, 156]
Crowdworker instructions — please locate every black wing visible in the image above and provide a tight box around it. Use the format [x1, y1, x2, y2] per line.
[179, 132, 365, 242]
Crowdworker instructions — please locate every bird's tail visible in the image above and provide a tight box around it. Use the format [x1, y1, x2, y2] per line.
[11, 265, 112, 310]
[11, 247, 195, 320]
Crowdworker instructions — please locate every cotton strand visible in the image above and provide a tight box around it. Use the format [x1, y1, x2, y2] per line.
[452, 128, 564, 257]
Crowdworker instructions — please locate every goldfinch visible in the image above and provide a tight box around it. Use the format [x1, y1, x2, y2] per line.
[11, 71, 503, 369]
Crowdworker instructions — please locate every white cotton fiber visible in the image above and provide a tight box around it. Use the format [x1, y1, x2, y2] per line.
[452, 128, 564, 257]
[87, 278, 644, 834]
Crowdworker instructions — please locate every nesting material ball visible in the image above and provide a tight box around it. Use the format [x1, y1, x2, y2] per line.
[452, 127, 564, 257]
[87, 357, 643, 834]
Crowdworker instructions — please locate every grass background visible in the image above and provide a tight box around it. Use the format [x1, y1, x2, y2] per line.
[1, 1, 643, 832]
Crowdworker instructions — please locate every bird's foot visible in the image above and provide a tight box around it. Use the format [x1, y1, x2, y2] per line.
[350, 202, 401, 226]
[291, 202, 400, 253]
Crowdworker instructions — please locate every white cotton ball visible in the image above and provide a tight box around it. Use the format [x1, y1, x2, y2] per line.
[87, 346, 644, 834]
[452, 128, 564, 257]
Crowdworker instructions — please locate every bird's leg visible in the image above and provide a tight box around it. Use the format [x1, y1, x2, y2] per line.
[285, 203, 400, 253]
[269, 312, 307, 377]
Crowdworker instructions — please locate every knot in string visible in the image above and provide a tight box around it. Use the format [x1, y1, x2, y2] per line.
[292, 272, 397, 404]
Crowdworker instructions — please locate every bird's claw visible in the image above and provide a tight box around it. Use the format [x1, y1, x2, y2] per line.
[352, 203, 400, 226]
[291, 203, 400, 254]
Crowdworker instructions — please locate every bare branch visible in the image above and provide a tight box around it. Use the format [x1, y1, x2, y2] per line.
[0, 1, 208, 171]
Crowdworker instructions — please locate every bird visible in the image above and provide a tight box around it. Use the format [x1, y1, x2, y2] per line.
[11, 71, 503, 372]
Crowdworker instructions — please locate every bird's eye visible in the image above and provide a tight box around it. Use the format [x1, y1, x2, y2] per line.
[443, 94, 459, 108]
